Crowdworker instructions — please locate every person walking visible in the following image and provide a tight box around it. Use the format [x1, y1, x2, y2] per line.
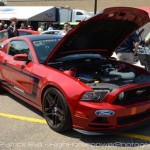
[115, 32, 140, 64]
[7, 17, 19, 38]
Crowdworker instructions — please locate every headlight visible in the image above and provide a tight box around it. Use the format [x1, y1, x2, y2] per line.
[81, 90, 110, 102]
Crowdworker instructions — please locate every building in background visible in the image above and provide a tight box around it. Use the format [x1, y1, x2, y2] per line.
[4, 0, 150, 12]
[1, 1, 150, 32]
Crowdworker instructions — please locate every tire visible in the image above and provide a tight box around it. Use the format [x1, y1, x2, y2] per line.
[42, 87, 72, 133]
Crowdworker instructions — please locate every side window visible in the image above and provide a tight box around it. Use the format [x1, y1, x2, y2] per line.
[8, 40, 30, 56]
[76, 12, 83, 15]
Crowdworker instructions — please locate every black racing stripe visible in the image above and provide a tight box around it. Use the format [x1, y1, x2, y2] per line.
[4, 63, 33, 78]
[1, 63, 40, 99]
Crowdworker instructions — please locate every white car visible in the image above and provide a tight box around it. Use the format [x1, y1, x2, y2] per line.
[40, 30, 61, 35]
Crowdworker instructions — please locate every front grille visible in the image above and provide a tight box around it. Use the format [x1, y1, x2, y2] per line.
[117, 111, 150, 125]
[92, 117, 108, 123]
[89, 117, 112, 129]
[114, 86, 150, 105]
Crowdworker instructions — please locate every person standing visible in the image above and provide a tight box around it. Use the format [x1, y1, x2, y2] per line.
[20, 23, 26, 29]
[38, 24, 44, 33]
[115, 32, 140, 64]
[59, 22, 71, 35]
[7, 17, 19, 38]
[3, 24, 8, 29]
[48, 24, 54, 30]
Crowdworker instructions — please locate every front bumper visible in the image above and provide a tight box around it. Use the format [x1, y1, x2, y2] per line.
[73, 100, 150, 134]
[73, 119, 149, 135]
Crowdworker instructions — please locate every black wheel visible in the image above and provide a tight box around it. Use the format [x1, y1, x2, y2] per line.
[42, 87, 72, 133]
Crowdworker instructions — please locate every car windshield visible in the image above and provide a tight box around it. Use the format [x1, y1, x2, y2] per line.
[33, 38, 61, 63]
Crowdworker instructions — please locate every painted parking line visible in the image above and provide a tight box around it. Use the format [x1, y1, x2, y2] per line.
[118, 133, 150, 142]
[0, 113, 150, 141]
[0, 113, 47, 124]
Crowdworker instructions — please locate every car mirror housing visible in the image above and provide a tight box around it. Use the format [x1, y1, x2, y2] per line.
[13, 54, 29, 61]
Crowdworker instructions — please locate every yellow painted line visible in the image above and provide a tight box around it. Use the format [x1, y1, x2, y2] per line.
[0, 113, 150, 142]
[118, 133, 150, 141]
[0, 113, 47, 124]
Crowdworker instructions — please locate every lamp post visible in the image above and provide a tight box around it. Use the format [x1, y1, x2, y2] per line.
[94, 0, 97, 14]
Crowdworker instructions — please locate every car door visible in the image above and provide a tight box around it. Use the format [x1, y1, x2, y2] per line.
[1, 40, 34, 96]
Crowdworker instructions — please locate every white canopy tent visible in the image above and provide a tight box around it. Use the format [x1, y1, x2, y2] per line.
[0, 6, 56, 21]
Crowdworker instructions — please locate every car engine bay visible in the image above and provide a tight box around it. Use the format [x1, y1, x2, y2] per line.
[49, 56, 150, 91]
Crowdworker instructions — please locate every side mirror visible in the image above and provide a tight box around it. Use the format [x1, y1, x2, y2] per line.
[13, 54, 29, 61]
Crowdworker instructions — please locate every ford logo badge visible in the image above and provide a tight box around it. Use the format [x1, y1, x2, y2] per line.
[95, 110, 115, 117]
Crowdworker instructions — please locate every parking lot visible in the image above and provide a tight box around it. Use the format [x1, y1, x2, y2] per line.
[0, 92, 150, 150]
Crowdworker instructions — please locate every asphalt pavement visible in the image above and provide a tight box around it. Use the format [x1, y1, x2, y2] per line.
[0, 92, 150, 150]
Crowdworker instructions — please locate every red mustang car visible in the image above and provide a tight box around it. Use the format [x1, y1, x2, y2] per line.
[0, 29, 39, 43]
[0, 7, 150, 135]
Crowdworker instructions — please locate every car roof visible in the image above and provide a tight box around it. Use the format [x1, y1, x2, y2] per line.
[23, 34, 64, 41]
[40, 30, 61, 34]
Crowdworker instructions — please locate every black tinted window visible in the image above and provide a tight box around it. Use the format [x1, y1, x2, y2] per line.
[8, 40, 30, 56]
[76, 12, 83, 15]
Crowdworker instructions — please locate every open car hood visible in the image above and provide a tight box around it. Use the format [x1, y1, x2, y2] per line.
[44, 7, 150, 64]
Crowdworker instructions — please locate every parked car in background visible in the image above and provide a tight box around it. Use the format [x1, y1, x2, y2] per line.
[0, 7, 150, 135]
[0, 29, 39, 43]
[40, 30, 61, 35]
